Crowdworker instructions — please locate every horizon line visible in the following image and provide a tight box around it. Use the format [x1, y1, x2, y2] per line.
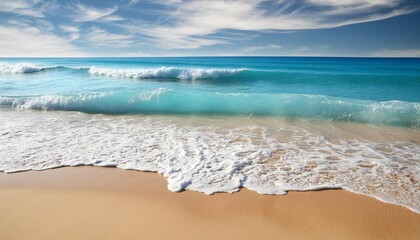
[1, 55, 420, 59]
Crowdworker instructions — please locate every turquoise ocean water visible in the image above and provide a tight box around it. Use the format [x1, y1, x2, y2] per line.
[0, 57, 419, 126]
[0, 57, 419, 213]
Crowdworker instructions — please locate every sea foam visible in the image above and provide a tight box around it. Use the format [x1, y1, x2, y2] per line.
[0, 109, 418, 213]
[0, 63, 58, 74]
[1, 92, 419, 127]
[88, 66, 247, 80]
[0, 63, 246, 79]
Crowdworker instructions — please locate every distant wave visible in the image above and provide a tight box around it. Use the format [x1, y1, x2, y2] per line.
[0, 63, 60, 74]
[1, 92, 419, 127]
[0, 63, 247, 80]
[88, 66, 247, 80]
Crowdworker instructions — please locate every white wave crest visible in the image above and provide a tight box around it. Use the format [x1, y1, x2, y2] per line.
[137, 88, 168, 101]
[0, 93, 109, 110]
[0, 63, 57, 74]
[88, 66, 247, 80]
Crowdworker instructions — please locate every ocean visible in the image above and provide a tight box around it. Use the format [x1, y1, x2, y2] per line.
[0, 57, 419, 212]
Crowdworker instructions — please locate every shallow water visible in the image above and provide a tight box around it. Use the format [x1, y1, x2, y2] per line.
[1, 109, 418, 212]
[1, 57, 419, 126]
[0, 57, 419, 213]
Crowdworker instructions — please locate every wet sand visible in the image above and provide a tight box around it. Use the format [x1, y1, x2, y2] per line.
[0, 167, 419, 240]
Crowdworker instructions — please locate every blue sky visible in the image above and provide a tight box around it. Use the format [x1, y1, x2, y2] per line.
[0, 0, 419, 57]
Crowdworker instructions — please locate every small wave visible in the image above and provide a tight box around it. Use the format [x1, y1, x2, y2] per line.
[0, 63, 92, 74]
[88, 66, 247, 80]
[0, 63, 59, 74]
[0, 63, 246, 79]
[1, 92, 419, 127]
[0, 93, 110, 111]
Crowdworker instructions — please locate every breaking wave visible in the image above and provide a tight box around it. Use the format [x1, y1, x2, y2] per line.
[88, 66, 247, 80]
[0, 63, 59, 74]
[0, 62, 247, 80]
[1, 91, 419, 127]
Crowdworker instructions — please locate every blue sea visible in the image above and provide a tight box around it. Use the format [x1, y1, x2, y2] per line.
[0, 57, 419, 212]
[1, 57, 419, 126]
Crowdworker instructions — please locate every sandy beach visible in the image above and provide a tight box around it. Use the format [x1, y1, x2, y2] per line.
[0, 167, 418, 240]
[1, 0, 419, 239]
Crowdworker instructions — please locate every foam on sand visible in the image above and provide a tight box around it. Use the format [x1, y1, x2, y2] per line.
[2, 168, 419, 240]
[0, 109, 418, 213]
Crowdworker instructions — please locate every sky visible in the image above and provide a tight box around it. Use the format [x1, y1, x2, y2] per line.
[0, 0, 420, 57]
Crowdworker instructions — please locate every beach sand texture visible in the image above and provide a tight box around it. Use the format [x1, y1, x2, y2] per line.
[0, 167, 419, 240]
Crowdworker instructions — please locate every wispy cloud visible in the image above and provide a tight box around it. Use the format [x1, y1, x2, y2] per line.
[7, 17, 55, 34]
[369, 48, 420, 57]
[101, 15, 125, 22]
[127, 0, 140, 6]
[243, 44, 283, 53]
[71, 3, 121, 22]
[0, 0, 45, 18]
[307, 0, 399, 7]
[59, 25, 79, 33]
[0, 25, 83, 57]
[295, 45, 311, 52]
[59, 25, 80, 41]
[121, 0, 417, 49]
[0, 0, 418, 56]
[83, 27, 135, 47]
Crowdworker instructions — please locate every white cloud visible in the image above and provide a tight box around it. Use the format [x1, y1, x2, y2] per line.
[369, 48, 420, 57]
[295, 45, 311, 52]
[146, 0, 183, 5]
[83, 27, 135, 47]
[33, 18, 54, 31]
[0, 0, 44, 18]
[60, 25, 79, 33]
[157, 36, 227, 49]
[72, 3, 119, 22]
[0, 25, 84, 57]
[127, 0, 140, 6]
[37, 0, 59, 12]
[243, 44, 283, 53]
[7, 17, 54, 33]
[308, 0, 398, 7]
[59, 25, 80, 41]
[105, 51, 152, 57]
[7, 19, 32, 28]
[122, 0, 416, 49]
[0, 0, 417, 56]
[101, 15, 125, 22]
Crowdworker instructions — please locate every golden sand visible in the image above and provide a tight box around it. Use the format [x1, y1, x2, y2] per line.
[0, 167, 419, 240]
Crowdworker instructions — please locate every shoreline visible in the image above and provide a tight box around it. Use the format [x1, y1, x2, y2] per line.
[2, 165, 419, 214]
[1, 167, 419, 240]
[1, 109, 419, 212]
